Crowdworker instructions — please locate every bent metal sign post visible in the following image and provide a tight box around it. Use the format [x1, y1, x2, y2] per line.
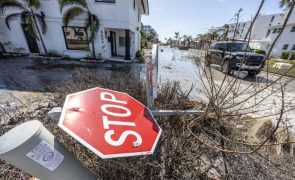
[58, 88, 162, 159]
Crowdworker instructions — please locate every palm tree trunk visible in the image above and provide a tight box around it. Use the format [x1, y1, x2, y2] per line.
[266, 4, 295, 83]
[244, 0, 265, 41]
[89, 19, 96, 59]
[91, 40, 96, 59]
[30, 9, 48, 55]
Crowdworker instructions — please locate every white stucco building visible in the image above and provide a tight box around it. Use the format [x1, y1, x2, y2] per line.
[0, 0, 149, 60]
[209, 9, 295, 58]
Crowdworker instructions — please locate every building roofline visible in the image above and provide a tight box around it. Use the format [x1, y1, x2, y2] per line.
[141, 0, 149, 15]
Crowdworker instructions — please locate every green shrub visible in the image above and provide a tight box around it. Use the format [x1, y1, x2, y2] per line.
[48, 50, 60, 57]
[136, 50, 144, 58]
[290, 52, 295, 60]
[281, 51, 289, 59]
[254, 49, 266, 55]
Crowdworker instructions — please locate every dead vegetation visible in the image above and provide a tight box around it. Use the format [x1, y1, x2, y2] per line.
[1, 65, 295, 179]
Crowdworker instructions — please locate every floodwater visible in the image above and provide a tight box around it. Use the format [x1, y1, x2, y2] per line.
[158, 47, 295, 129]
[157, 47, 205, 102]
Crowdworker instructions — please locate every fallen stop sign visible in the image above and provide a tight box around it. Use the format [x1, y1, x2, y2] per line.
[58, 88, 162, 159]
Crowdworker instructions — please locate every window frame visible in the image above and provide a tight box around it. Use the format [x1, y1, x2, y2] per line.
[119, 37, 126, 47]
[62, 26, 90, 51]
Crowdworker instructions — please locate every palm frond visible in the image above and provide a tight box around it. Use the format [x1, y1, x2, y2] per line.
[85, 11, 91, 28]
[62, 6, 84, 27]
[60, 0, 87, 12]
[5, 13, 20, 30]
[0, 0, 26, 13]
[34, 11, 47, 34]
[27, 0, 41, 9]
[20, 10, 30, 23]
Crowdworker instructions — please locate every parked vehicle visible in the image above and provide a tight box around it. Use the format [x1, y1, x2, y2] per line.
[205, 41, 266, 76]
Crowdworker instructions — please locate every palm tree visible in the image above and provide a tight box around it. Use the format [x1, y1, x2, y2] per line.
[266, 0, 295, 58]
[187, 35, 192, 47]
[174, 32, 180, 47]
[0, 0, 48, 55]
[210, 31, 218, 41]
[182, 34, 188, 46]
[217, 24, 234, 41]
[231, 8, 243, 40]
[244, 0, 265, 41]
[60, 0, 100, 59]
[167, 37, 173, 46]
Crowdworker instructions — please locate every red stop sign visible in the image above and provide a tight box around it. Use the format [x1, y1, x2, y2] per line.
[58, 88, 162, 159]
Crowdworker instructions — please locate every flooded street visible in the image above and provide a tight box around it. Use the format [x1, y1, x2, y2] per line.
[1, 50, 294, 127]
[157, 47, 295, 129]
[157, 47, 205, 102]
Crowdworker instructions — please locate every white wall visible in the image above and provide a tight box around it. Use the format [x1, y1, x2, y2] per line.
[0, 0, 148, 59]
[0, 18, 29, 53]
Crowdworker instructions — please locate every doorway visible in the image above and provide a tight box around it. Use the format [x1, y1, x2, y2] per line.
[110, 31, 117, 56]
[21, 24, 40, 53]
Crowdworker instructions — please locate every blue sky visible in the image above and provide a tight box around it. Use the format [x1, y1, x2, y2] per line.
[142, 0, 283, 41]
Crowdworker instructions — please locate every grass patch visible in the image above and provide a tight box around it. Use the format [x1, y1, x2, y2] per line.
[263, 59, 295, 78]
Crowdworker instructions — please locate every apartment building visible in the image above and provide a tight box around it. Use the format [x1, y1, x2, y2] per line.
[209, 10, 295, 58]
[0, 0, 149, 60]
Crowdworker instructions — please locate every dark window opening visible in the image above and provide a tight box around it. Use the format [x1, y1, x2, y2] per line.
[277, 28, 282, 33]
[134, 0, 136, 9]
[266, 30, 271, 38]
[292, 45, 295, 50]
[273, 29, 277, 33]
[282, 44, 289, 50]
[62, 26, 90, 51]
[291, 26, 295, 32]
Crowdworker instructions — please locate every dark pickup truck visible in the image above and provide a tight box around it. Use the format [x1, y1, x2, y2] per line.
[205, 41, 266, 76]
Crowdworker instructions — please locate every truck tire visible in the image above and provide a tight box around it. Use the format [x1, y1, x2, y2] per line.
[248, 71, 258, 77]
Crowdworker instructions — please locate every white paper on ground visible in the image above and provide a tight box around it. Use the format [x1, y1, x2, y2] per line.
[26, 140, 64, 171]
